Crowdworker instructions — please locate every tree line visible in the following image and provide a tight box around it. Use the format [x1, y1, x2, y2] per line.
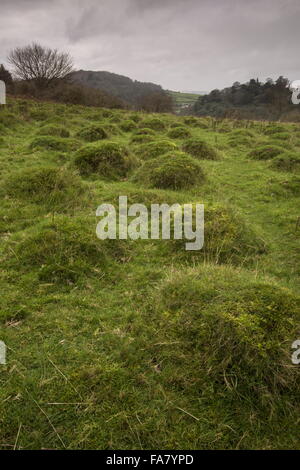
[192, 77, 299, 121]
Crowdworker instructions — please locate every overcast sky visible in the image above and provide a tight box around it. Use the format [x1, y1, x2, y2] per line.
[0, 0, 299, 92]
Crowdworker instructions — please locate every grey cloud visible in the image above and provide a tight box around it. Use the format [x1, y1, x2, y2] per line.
[0, 0, 299, 91]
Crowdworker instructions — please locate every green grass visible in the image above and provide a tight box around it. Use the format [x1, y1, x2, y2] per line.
[0, 98, 299, 450]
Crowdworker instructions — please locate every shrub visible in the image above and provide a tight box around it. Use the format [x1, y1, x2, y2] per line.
[248, 145, 285, 160]
[30, 136, 79, 152]
[3, 216, 128, 285]
[270, 152, 300, 172]
[76, 125, 108, 142]
[133, 152, 205, 190]
[36, 124, 70, 138]
[4, 166, 85, 210]
[135, 139, 178, 160]
[152, 264, 300, 397]
[140, 117, 166, 131]
[182, 138, 220, 160]
[120, 120, 137, 132]
[74, 141, 137, 178]
[167, 126, 192, 139]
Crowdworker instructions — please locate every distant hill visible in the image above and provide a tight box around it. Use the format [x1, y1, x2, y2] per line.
[168, 90, 201, 114]
[69, 70, 164, 106]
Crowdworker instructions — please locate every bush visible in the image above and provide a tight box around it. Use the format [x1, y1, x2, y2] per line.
[120, 120, 137, 132]
[248, 145, 285, 160]
[133, 152, 205, 190]
[74, 141, 137, 178]
[167, 126, 192, 139]
[30, 136, 79, 152]
[76, 125, 108, 142]
[135, 139, 178, 160]
[182, 138, 220, 160]
[152, 264, 300, 397]
[270, 152, 300, 172]
[36, 124, 70, 138]
[3, 216, 128, 285]
[140, 117, 166, 131]
[4, 166, 85, 210]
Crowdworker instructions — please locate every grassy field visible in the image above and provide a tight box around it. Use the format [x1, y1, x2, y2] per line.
[168, 91, 201, 113]
[0, 98, 299, 450]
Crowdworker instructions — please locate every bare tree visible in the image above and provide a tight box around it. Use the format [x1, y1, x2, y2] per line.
[8, 43, 74, 89]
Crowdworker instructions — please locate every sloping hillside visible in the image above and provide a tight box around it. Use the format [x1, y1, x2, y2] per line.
[0, 98, 299, 449]
[70, 70, 164, 106]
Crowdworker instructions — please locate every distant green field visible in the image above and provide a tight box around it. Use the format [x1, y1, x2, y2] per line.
[0, 98, 299, 450]
[168, 90, 201, 113]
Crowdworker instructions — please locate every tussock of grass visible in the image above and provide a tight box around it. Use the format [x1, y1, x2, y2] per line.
[74, 141, 138, 178]
[36, 124, 70, 138]
[30, 136, 79, 152]
[3, 166, 85, 210]
[135, 139, 178, 160]
[139, 117, 166, 131]
[3, 216, 128, 285]
[152, 264, 300, 397]
[270, 152, 300, 172]
[169, 202, 267, 263]
[133, 152, 206, 189]
[76, 124, 108, 142]
[248, 145, 285, 160]
[120, 119, 137, 132]
[182, 137, 220, 160]
[167, 126, 192, 139]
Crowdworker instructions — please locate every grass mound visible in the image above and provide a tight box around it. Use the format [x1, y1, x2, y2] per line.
[271, 152, 300, 172]
[0, 111, 20, 128]
[3, 216, 128, 285]
[74, 141, 137, 178]
[76, 124, 108, 142]
[182, 137, 220, 160]
[152, 264, 300, 397]
[264, 124, 287, 135]
[36, 124, 70, 138]
[167, 126, 192, 139]
[135, 139, 178, 160]
[30, 136, 79, 152]
[130, 134, 155, 144]
[4, 166, 85, 210]
[133, 152, 205, 190]
[248, 144, 285, 160]
[134, 128, 156, 136]
[169, 202, 266, 263]
[140, 117, 166, 131]
[271, 132, 291, 142]
[120, 120, 137, 132]
[268, 176, 300, 197]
